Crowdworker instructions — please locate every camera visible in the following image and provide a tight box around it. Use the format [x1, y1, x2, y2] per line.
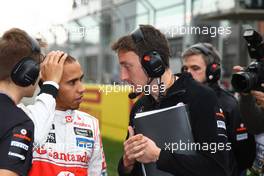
[231, 29, 264, 93]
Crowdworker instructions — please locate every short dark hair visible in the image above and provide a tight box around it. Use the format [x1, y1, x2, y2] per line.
[182, 43, 221, 65]
[111, 24, 171, 67]
[65, 54, 77, 64]
[0, 28, 41, 80]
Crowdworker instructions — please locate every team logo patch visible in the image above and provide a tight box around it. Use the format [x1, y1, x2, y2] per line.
[8, 126, 32, 161]
[76, 137, 94, 149]
[215, 107, 225, 120]
[236, 123, 248, 141]
[73, 121, 91, 128]
[8, 152, 25, 160]
[20, 129, 27, 135]
[13, 127, 32, 142]
[74, 127, 93, 138]
[46, 133, 56, 143]
[51, 124, 55, 130]
[236, 133, 248, 141]
[217, 120, 226, 130]
[65, 116, 73, 123]
[11, 141, 29, 151]
[236, 123, 247, 132]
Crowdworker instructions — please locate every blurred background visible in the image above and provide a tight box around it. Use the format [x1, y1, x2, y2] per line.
[2, 0, 264, 175]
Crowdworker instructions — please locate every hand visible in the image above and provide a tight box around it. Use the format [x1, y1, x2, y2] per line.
[136, 136, 161, 163]
[40, 51, 67, 84]
[251, 88, 264, 108]
[123, 126, 147, 173]
[233, 65, 244, 73]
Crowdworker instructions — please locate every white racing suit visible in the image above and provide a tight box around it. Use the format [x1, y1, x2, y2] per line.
[19, 84, 107, 176]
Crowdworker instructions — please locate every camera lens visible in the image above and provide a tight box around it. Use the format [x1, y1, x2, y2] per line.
[231, 72, 257, 93]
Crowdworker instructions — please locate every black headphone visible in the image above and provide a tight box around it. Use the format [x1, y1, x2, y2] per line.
[187, 43, 221, 83]
[131, 26, 166, 78]
[11, 35, 41, 87]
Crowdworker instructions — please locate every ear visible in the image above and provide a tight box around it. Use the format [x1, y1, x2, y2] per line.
[38, 79, 43, 87]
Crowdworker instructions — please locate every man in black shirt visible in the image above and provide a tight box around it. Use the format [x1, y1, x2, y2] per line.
[181, 43, 256, 175]
[111, 25, 231, 176]
[0, 28, 66, 176]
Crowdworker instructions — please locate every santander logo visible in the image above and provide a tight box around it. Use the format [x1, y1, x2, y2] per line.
[36, 147, 47, 155]
[34, 148, 89, 163]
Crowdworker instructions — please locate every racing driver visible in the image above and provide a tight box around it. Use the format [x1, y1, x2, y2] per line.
[28, 54, 107, 176]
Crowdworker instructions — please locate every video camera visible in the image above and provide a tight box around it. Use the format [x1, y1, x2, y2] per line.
[231, 29, 264, 93]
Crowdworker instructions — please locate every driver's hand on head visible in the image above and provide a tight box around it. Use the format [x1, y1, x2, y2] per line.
[40, 51, 67, 84]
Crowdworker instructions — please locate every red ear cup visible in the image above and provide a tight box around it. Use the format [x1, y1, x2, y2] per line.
[143, 55, 151, 61]
[211, 64, 218, 70]
[141, 51, 166, 78]
[206, 63, 221, 82]
[190, 43, 221, 83]
[131, 26, 166, 78]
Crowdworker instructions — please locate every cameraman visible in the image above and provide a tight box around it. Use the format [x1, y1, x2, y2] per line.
[182, 43, 256, 176]
[233, 65, 264, 134]
[233, 65, 264, 176]
[231, 28, 264, 175]
[231, 29, 264, 135]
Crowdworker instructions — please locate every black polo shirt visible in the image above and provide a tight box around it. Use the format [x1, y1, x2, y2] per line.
[118, 73, 231, 176]
[0, 93, 34, 176]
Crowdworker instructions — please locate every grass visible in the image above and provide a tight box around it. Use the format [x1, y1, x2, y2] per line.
[102, 137, 124, 176]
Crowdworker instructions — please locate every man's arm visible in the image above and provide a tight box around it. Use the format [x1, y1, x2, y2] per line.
[19, 51, 67, 145]
[20, 82, 58, 145]
[0, 119, 34, 176]
[117, 98, 147, 176]
[0, 169, 18, 176]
